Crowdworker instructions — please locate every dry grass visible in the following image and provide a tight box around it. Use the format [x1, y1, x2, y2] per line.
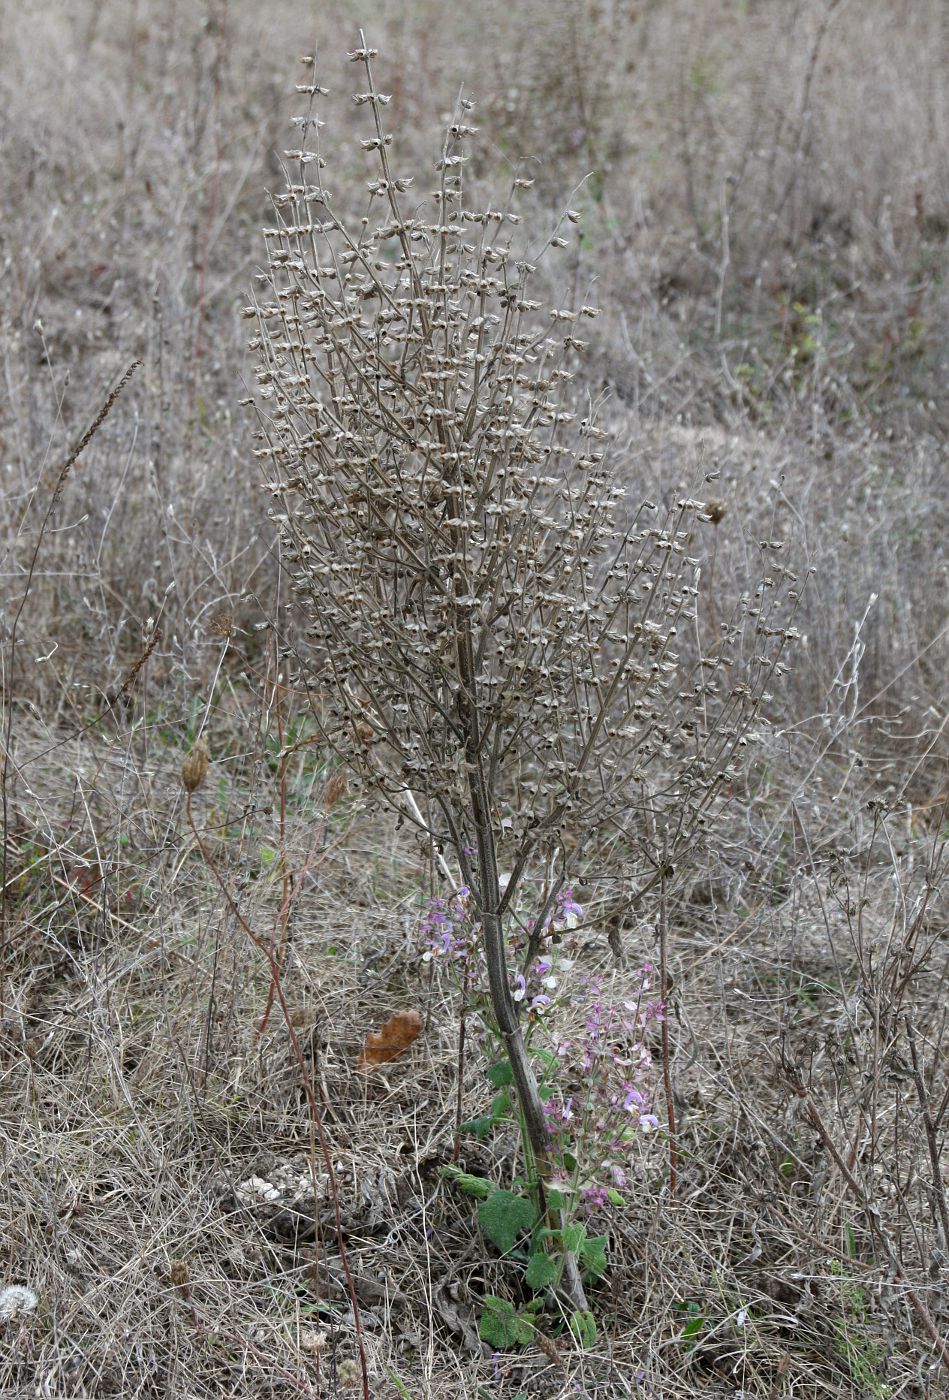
[2, 2, 948, 1397]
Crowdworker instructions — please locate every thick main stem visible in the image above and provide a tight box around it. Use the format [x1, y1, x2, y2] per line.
[456, 626, 588, 1311]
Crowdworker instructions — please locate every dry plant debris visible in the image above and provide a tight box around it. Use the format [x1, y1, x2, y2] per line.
[356, 1008, 423, 1069]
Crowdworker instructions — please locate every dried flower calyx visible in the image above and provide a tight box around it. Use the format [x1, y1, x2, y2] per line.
[181, 737, 211, 793]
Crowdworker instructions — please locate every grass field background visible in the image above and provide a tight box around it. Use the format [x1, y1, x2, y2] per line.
[1, 3, 947, 1396]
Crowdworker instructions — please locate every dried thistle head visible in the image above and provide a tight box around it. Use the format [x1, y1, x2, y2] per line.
[181, 736, 211, 794]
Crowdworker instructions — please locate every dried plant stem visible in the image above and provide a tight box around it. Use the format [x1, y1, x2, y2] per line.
[185, 795, 371, 1400]
[257, 660, 294, 1036]
[1, 359, 141, 1008]
[658, 864, 678, 1199]
[905, 1016, 949, 1250]
[798, 1083, 949, 1375]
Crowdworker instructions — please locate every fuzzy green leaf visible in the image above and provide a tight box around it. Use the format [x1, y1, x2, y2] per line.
[439, 1166, 494, 1199]
[569, 1309, 597, 1347]
[478, 1190, 537, 1253]
[479, 1295, 530, 1349]
[524, 1251, 559, 1290]
[559, 1222, 586, 1255]
[485, 1060, 514, 1088]
[580, 1233, 608, 1279]
[479, 1296, 516, 1348]
[458, 1116, 495, 1141]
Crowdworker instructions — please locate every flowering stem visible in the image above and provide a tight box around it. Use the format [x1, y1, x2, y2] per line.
[455, 619, 588, 1311]
[452, 994, 468, 1163]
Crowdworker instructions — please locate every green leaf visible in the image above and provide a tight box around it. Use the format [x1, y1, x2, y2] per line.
[524, 1251, 559, 1290]
[486, 1060, 514, 1088]
[458, 1116, 495, 1141]
[606, 1187, 626, 1206]
[478, 1191, 537, 1253]
[479, 1296, 517, 1348]
[678, 1300, 705, 1348]
[580, 1233, 608, 1279]
[569, 1309, 597, 1347]
[560, 1223, 586, 1255]
[491, 1089, 513, 1119]
[439, 1166, 494, 1199]
[513, 1313, 534, 1345]
[478, 1295, 531, 1349]
[546, 1188, 565, 1211]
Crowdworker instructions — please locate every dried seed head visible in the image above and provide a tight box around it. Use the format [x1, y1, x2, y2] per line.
[337, 1359, 359, 1389]
[181, 737, 211, 793]
[209, 608, 234, 639]
[324, 769, 348, 807]
[0, 1286, 38, 1320]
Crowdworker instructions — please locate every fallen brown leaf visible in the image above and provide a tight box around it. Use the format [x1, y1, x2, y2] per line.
[357, 1009, 422, 1069]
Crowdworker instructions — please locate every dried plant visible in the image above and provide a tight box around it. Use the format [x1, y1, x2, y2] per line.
[245, 38, 794, 1311]
[180, 736, 211, 795]
[356, 1007, 422, 1070]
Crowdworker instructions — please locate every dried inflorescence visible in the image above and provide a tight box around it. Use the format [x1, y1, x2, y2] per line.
[181, 736, 211, 794]
[246, 43, 794, 907]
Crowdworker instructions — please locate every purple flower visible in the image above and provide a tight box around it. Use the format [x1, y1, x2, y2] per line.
[622, 1084, 645, 1113]
[551, 886, 583, 931]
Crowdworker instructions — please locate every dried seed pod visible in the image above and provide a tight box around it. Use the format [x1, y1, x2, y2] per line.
[324, 769, 348, 807]
[181, 737, 211, 793]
